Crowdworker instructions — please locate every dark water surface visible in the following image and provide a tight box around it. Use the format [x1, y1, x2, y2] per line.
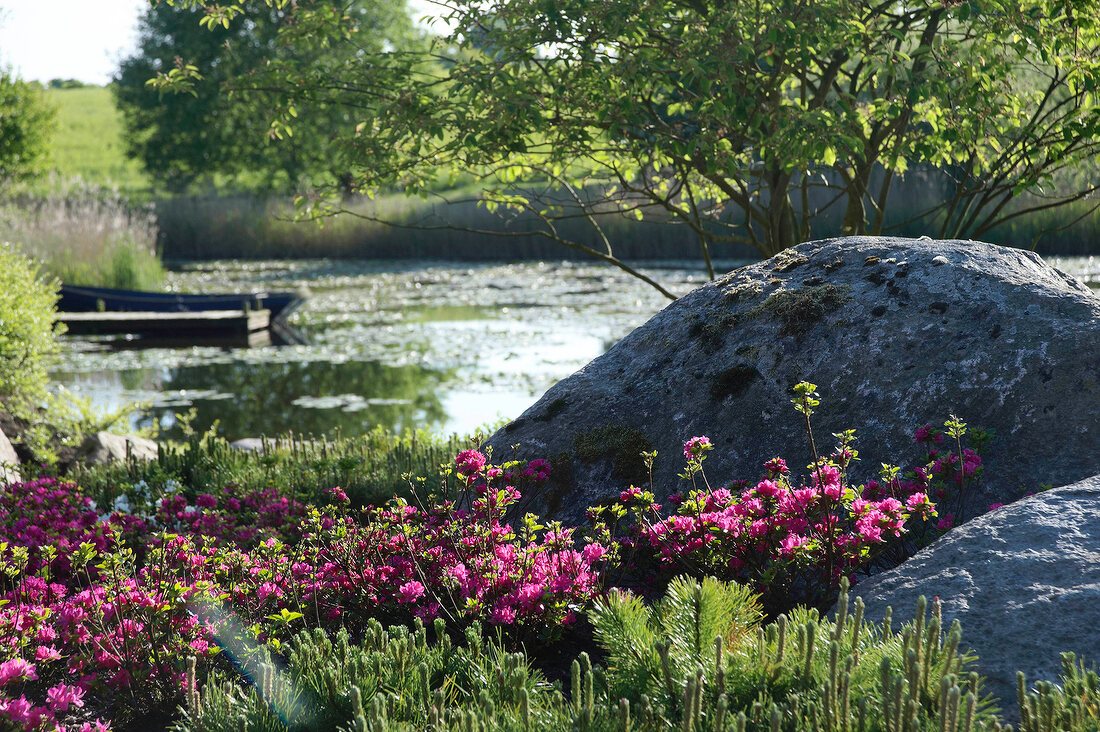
[50, 256, 1097, 441]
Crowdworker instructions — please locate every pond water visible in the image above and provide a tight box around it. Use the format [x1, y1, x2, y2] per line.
[50, 260, 731, 440]
[50, 255, 1098, 441]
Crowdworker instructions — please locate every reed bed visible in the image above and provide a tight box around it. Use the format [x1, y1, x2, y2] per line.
[0, 178, 165, 290]
[155, 183, 1100, 262]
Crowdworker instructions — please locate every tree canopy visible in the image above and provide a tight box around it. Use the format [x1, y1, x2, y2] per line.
[0, 70, 54, 184]
[159, 0, 1100, 296]
[116, 0, 418, 193]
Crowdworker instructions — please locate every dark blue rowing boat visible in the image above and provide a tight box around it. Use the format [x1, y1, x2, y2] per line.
[58, 284, 304, 323]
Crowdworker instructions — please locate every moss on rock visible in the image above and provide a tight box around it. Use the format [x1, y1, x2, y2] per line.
[573, 424, 652, 486]
[744, 284, 851, 337]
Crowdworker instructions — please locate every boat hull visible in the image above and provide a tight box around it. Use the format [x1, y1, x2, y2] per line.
[58, 285, 303, 323]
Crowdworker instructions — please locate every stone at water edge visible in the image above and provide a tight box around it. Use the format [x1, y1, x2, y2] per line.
[0, 424, 18, 485]
[485, 236, 1100, 526]
[75, 431, 159, 466]
[845, 474, 1100, 722]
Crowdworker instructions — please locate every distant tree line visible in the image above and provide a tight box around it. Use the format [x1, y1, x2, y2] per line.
[114, 0, 419, 194]
[47, 79, 89, 89]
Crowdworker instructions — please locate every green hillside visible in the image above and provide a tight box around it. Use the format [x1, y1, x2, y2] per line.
[45, 86, 149, 192]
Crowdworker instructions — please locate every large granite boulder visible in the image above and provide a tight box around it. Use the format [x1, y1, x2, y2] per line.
[486, 237, 1100, 524]
[847, 474, 1100, 719]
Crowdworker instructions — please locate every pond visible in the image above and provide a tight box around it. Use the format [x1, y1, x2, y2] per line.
[50, 260, 731, 440]
[50, 255, 1098, 441]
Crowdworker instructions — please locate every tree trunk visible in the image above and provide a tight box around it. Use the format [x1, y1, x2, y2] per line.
[841, 166, 871, 236]
[762, 174, 799, 256]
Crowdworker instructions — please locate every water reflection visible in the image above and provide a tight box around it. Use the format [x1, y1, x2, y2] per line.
[55, 359, 450, 441]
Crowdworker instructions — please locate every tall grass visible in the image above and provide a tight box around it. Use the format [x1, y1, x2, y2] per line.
[0, 178, 165, 290]
[155, 184, 1100, 262]
[155, 192, 758, 261]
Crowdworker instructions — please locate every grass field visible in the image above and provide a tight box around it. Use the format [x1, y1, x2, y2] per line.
[45, 86, 150, 193]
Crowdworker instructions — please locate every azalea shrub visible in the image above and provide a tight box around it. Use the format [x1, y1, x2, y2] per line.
[0, 477, 117, 583]
[142, 459, 605, 643]
[589, 383, 985, 613]
[143, 485, 309, 549]
[311, 451, 603, 635]
[0, 533, 217, 729]
[0, 453, 603, 728]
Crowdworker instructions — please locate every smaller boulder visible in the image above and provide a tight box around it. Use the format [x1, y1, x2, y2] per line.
[75, 432, 159, 466]
[229, 438, 266, 452]
[0, 425, 18, 485]
[848, 474, 1100, 720]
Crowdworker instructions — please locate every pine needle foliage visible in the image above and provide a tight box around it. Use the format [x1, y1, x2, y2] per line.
[174, 619, 562, 732]
[172, 578, 1100, 732]
[591, 576, 763, 709]
[1017, 654, 1100, 732]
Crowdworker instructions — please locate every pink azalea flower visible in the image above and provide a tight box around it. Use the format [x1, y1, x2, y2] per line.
[582, 543, 608, 562]
[0, 658, 38, 686]
[754, 479, 781, 498]
[398, 581, 426, 604]
[455, 449, 487, 477]
[683, 436, 712, 459]
[779, 534, 809, 556]
[46, 683, 86, 712]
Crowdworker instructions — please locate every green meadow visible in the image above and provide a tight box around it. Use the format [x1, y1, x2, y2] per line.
[45, 86, 150, 193]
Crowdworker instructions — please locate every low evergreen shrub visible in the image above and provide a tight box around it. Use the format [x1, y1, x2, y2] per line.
[173, 577, 1100, 732]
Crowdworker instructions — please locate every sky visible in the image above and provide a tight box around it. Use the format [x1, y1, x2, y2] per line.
[0, 1, 438, 86]
[0, 0, 146, 85]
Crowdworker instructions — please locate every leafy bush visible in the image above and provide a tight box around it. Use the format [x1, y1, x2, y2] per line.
[0, 243, 62, 405]
[0, 71, 54, 184]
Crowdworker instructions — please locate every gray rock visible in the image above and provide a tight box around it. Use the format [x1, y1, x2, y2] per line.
[486, 237, 1100, 524]
[0, 424, 18, 485]
[229, 437, 326, 453]
[847, 474, 1100, 720]
[76, 431, 159, 466]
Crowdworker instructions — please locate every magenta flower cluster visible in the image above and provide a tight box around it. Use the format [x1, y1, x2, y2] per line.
[149, 486, 308, 548]
[596, 436, 940, 609]
[0, 654, 106, 730]
[0, 478, 115, 581]
[142, 451, 605, 636]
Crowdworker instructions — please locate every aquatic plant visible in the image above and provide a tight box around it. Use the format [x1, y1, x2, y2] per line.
[0, 178, 163, 291]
